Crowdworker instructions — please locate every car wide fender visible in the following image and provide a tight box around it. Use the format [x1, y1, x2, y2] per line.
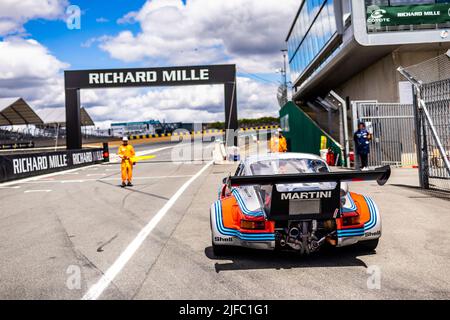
[210, 201, 237, 246]
[338, 194, 382, 247]
[360, 195, 382, 241]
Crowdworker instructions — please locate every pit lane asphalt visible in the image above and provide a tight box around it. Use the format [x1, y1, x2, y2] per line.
[0, 141, 449, 299]
[0, 140, 215, 299]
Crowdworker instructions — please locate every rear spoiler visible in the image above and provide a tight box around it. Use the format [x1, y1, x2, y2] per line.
[229, 166, 391, 187]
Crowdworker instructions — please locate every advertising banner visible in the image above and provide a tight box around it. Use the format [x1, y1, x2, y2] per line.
[65, 65, 236, 89]
[0, 148, 104, 183]
[367, 4, 450, 27]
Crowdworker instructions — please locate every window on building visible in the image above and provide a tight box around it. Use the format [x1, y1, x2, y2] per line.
[286, 0, 338, 83]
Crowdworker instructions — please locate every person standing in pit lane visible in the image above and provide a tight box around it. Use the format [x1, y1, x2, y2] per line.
[270, 129, 288, 153]
[118, 136, 136, 188]
[353, 122, 372, 170]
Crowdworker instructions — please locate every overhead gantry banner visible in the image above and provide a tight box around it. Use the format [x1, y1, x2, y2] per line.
[64, 64, 238, 149]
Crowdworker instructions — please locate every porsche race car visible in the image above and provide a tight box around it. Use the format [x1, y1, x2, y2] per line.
[210, 153, 390, 255]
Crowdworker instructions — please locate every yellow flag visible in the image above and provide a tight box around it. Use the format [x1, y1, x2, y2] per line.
[131, 155, 156, 162]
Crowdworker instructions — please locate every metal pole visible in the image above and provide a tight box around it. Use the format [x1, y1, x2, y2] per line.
[282, 49, 288, 91]
[65, 88, 82, 150]
[351, 101, 359, 170]
[329, 91, 351, 168]
[224, 80, 238, 147]
[55, 123, 59, 151]
[412, 86, 424, 187]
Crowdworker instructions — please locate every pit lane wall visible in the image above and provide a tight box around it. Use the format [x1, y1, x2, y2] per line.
[280, 101, 344, 166]
[0, 148, 104, 183]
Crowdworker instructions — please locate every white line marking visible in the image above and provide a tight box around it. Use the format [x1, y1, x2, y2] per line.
[0, 166, 97, 187]
[15, 175, 194, 184]
[24, 190, 52, 193]
[81, 160, 213, 300]
[0, 186, 20, 189]
[87, 174, 106, 177]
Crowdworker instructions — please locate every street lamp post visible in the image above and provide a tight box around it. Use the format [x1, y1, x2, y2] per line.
[281, 49, 288, 91]
[276, 49, 289, 107]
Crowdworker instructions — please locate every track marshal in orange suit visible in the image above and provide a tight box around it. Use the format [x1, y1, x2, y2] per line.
[118, 136, 136, 188]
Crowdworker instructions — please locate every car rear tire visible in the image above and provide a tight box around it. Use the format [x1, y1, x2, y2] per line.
[357, 238, 379, 251]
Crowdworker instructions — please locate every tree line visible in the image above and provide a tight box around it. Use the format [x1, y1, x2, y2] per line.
[207, 117, 279, 129]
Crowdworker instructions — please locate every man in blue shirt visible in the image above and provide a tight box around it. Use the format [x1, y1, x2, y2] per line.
[354, 122, 372, 169]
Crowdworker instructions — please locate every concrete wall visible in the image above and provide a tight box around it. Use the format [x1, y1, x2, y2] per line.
[335, 47, 449, 103]
[295, 45, 450, 143]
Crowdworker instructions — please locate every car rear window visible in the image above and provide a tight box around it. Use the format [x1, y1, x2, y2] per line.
[250, 159, 328, 175]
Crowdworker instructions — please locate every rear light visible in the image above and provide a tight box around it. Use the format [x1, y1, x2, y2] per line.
[342, 212, 360, 226]
[240, 220, 266, 230]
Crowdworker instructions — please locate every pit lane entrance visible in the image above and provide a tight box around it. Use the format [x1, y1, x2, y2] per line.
[64, 64, 238, 149]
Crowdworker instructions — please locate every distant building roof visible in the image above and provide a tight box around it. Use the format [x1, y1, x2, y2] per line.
[111, 120, 161, 127]
[0, 97, 44, 126]
[38, 107, 95, 126]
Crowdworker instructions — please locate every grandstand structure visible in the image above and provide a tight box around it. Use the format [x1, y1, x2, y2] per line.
[0, 97, 99, 149]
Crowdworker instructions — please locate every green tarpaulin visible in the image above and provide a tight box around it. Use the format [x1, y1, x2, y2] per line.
[279, 101, 344, 166]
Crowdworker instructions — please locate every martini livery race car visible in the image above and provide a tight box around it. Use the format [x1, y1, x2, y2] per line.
[210, 153, 391, 255]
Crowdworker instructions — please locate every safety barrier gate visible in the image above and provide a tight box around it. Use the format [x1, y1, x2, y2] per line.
[399, 53, 450, 193]
[352, 102, 417, 168]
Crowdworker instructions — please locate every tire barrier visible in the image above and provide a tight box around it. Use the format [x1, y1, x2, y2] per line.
[0, 148, 105, 183]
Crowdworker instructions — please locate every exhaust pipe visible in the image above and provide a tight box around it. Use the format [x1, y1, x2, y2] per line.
[289, 227, 300, 238]
[279, 239, 286, 247]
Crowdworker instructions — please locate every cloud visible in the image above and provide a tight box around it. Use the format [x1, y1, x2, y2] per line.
[0, 37, 279, 127]
[99, 0, 298, 73]
[0, 37, 68, 108]
[80, 76, 279, 128]
[0, 1, 290, 127]
[0, 0, 69, 36]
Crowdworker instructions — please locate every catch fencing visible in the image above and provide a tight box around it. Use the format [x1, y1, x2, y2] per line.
[399, 53, 450, 194]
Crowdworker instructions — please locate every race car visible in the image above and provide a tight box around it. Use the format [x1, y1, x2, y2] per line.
[210, 153, 390, 255]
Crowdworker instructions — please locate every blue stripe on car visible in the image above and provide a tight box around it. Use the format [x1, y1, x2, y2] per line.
[231, 189, 265, 217]
[363, 196, 377, 231]
[338, 196, 377, 238]
[214, 201, 275, 241]
[342, 194, 357, 213]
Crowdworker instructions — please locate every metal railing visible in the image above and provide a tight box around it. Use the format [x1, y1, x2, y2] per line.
[353, 102, 417, 168]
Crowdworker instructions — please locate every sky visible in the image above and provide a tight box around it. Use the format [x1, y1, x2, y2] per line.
[0, 0, 298, 128]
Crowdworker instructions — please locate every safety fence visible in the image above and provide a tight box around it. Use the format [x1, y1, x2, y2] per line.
[353, 102, 417, 168]
[399, 53, 450, 194]
[127, 126, 280, 141]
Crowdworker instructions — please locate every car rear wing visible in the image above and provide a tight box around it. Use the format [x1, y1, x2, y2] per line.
[229, 166, 391, 187]
[227, 166, 390, 221]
